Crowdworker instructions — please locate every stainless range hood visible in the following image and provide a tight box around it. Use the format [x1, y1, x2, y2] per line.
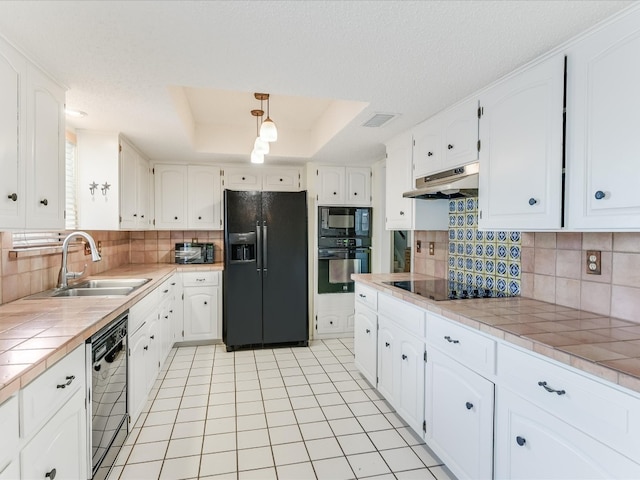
[403, 161, 479, 199]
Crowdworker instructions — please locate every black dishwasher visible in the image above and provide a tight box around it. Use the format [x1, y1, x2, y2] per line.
[86, 311, 128, 480]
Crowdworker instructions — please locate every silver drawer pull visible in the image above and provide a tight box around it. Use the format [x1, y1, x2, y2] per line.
[444, 335, 460, 344]
[56, 375, 75, 389]
[538, 381, 566, 396]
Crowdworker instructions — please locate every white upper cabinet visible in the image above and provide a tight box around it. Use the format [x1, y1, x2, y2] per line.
[154, 164, 188, 229]
[0, 40, 25, 229]
[565, 7, 640, 230]
[412, 116, 442, 179]
[478, 54, 565, 231]
[316, 166, 370, 206]
[441, 98, 479, 170]
[77, 132, 150, 230]
[188, 165, 221, 230]
[155, 164, 222, 230]
[223, 166, 302, 192]
[119, 140, 151, 230]
[0, 37, 65, 230]
[385, 133, 449, 231]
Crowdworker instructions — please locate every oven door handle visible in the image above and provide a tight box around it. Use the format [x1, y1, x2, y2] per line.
[318, 249, 351, 260]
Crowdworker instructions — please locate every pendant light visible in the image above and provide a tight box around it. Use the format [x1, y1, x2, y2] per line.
[255, 93, 278, 142]
[251, 109, 269, 155]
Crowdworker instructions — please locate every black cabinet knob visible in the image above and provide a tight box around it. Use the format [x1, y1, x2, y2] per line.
[279, 178, 283, 182]
[141, 214, 145, 218]
[516, 436, 526, 446]
[329, 320, 333, 324]
[399, 211, 405, 216]
[45, 468, 57, 479]
[427, 152, 433, 157]
[401, 354, 408, 360]
[242, 176, 246, 180]
[595, 190, 605, 200]
[7, 193, 17, 201]
[204, 301, 208, 305]
[174, 216, 178, 220]
[164, 315, 169, 319]
[354, 192, 358, 196]
[385, 342, 390, 347]
[528, 198, 537, 206]
[333, 192, 337, 195]
[144, 345, 148, 350]
[365, 328, 370, 333]
[198, 216, 202, 220]
[40, 198, 48, 206]
[150, 335, 155, 340]
[447, 144, 454, 150]
[133, 213, 137, 217]
[465, 402, 473, 410]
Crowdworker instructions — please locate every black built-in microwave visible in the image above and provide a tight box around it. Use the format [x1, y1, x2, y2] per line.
[318, 206, 371, 238]
[174, 242, 215, 264]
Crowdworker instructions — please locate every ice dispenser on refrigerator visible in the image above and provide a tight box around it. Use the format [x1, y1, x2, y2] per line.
[229, 232, 256, 263]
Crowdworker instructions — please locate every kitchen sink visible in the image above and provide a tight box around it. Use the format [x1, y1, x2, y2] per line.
[73, 278, 151, 289]
[53, 287, 135, 297]
[26, 278, 151, 299]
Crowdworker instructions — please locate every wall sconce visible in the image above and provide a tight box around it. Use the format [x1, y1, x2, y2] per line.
[89, 181, 98, 196]
[101, 182, 111, 196]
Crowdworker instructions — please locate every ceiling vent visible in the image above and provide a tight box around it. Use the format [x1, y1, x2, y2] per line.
[362, 113, 397, 128]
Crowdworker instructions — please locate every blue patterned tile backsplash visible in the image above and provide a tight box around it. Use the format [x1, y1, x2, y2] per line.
[448, 197, 521, 296]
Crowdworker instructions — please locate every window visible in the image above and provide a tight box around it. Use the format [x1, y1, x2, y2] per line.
[65, 132, 78, 230]
[11, 231, 65, 248]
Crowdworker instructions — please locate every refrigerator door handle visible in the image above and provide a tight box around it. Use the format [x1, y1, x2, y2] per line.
[256, 221, 262, 273]
[263, 221, 268, 276]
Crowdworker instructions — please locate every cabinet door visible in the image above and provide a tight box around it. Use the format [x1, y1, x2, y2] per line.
[188, 165, 221, 230]
[145, 315, 160, 393]
[119, 141, 138, 229]
[354, 306, 377, 386]
[566, 9, 640, 230]
[396, 332, 425, 436]
[0, 41, 25, 229]
[128, 326, 148, 427]
[377, 317, 396, 403]
[315, 312, 345, 336]
[154, 164, 187, 229]
[385, 136, 413, 229]
[413, 116, 442, 178]
[223, 168, 262, 191]
[425, 347, 494, 480]
[263, 168, 300, 192]
[346, 167, 371, 206]
[316, 167, 345, 205]
[184, 286, 217, 341]
[20, 388, 87, 480]
[495, 387, 640, 479]
[137, 155, 151, 228]
[478, 54, 564, 230]
[25, 64, 65, 230]
[441, 98, 479, 170]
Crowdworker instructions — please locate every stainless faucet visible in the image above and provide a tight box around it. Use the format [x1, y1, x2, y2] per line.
[58, 231, 102, 289]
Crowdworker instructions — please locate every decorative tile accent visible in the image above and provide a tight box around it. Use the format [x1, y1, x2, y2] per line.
[448, 197, 521, 295]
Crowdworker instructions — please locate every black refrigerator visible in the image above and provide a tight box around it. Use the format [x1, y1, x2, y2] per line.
[223, 190, 308, 351]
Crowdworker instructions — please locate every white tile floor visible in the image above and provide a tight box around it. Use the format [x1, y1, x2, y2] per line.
[108, 338, 457, 480]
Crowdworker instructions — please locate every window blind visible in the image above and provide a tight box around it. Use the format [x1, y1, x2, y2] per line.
[65, 138, 78, 230]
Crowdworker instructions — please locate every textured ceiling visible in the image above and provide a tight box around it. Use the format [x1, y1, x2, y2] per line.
[0, 1, 633, 165]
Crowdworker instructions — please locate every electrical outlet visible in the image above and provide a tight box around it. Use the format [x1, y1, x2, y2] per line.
[97, 241, 102, 254]
[416, 240, 421, 253]
[586, 250, 601, 275]
[192, 237, 199, 243]
[429, 242, 435, 256]
[84, 242, 92, 256]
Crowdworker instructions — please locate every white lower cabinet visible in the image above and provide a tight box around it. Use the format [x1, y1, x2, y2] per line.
[425, 347, 494, 480]
[0, 395, 19, 480]
[20, 388, 87, 480]
[181, 271, 221, 342]
[396, 331, 424, 435]
[376, 318, 396, 403]
[353, 304, 377, 386]
[495, 387, 640, 479]
[315, 293, 355, 339]
[128, 321, 150, 428]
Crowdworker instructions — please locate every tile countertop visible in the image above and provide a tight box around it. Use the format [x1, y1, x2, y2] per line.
[353, 273, 640, 395]
[0, 262, 224, 404]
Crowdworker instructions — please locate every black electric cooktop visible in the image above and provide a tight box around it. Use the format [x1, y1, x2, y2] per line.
[383, 279, 511, 301]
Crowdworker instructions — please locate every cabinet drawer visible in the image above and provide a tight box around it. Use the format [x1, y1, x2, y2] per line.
[182, 271, 219, 287]
[378, 293, 425, 338]
[130, 287, 158, 332]
[498, 343, 640, 461]
[0, 395, 18, 463]
[427, 313, 496, 377]
[355, 284, 377, 310]
[20, 345, 86, 439]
